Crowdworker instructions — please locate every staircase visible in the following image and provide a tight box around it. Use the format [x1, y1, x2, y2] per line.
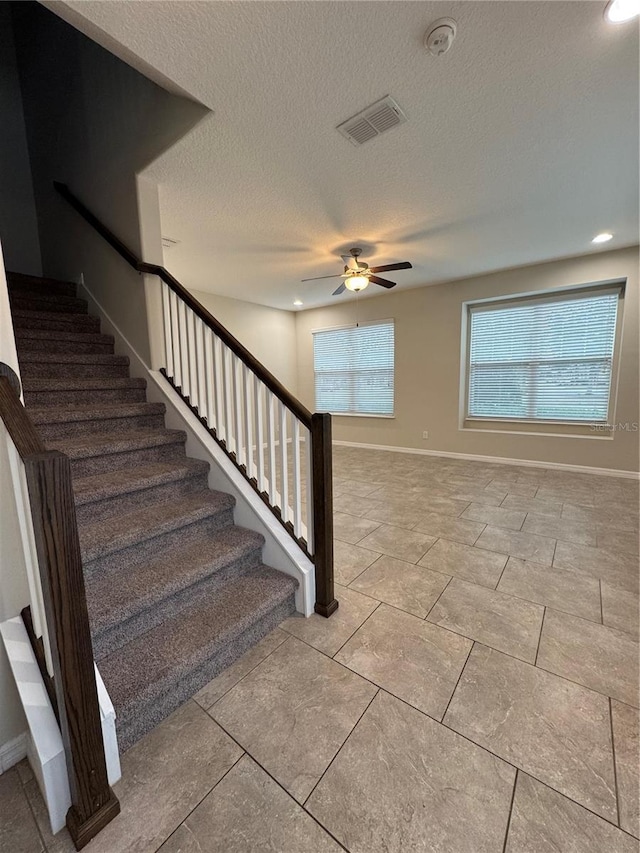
[8, 271, 298, 751]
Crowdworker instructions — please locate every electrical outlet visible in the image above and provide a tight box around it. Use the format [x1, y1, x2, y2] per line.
[422, 430, 429, 440]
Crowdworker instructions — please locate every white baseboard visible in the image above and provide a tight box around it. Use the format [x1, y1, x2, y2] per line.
[0, 732, 28, 774]
[333, 440, 640, 480]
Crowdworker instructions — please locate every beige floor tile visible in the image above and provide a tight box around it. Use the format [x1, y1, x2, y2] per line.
[611, 701, 640, 839]
[33, 701, 243, 853]
[412, 511, 485, 545]
[597, 527, 640, 557]
[356, 524, 436, 563]
[281, 584, 378, 656]
[334, 478, 383, 497]
[332, 492, 369, 516]
[23, 779, 75, 853]
[333, 539, 381, 585]
[523, 514, 596, 546]
[475, 526, 556, 565]
[537, 610, 639, 706]
[449, 489, 504, 507]
[486, 480, 538, 498]
[601, 582, 639, 639]
[307, 690, 515, 853]
[502, 494, 563, 518]
[211, 636, 376, 802]
[350, 554, 451, 617]
[335, 604, 471, 719]
[427, 578, 544, 663]
[445, 644, 617, 821]
[462, 503, 526, 531]
[194, 628, 288, 709]
[418, 538, 508, 588]
[563, 503, 639, 533]
[536, 486, 595, 507]
[505, 772, 638, 853]
[0, 769, 44, 853]
[14, 758, 34, 786]
[554, 541, 639, 593]
[497, 557, 602, 622]
[157, 756, 342, 852]
[362, 498, 426, 529]
[410, 494, 471, 517]
[333, 512, 380, 545]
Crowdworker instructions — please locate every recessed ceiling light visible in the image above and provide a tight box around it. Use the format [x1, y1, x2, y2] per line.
[605, 0, 640, 22]
[293, 299, 303, 306]
[592, 232, 613, 244]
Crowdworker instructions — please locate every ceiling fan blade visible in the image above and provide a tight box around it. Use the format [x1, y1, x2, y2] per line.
[301, 274, 342, 282]
[369, 275, 396, 289]
[369, 262, 412, 274]
[332, 282, 346, 296]
[341, 254, 359, 271]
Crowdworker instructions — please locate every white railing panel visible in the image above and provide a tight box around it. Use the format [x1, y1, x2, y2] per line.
[213, 335, 225, 442]
[254, 379, 266, 492]
[177, 299, 189, 399]
[186, 310, 198, 411]
[279, 402, 289, 522]
[292, 419, 302, 537]
[161, 282, 172, 375]
[305, 424, 314, 555]
[266, 390, 277, 504]
[204, 326, 215, 431]
[233, 356, 245, 467]
[223, 347, 235, 454]
[169, 289, 181, 387]
[244, 366, 254, 480]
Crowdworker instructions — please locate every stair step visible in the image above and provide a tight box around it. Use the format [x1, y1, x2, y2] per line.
[9, 291, 88, 315]
[99, 567, 298, 750]
[24, 377, 146, 407]
[29, 401, 166, 440]
[73, 458, 210, 523]
[11, 309, 100, 333]
[79, 490, 235, 572]
[16, 328, 114, 355]
[19, 351, 130, 379]
[7, 271, 77, 298]
[47, 427, 187, 477]
[88, 526, 265, 659]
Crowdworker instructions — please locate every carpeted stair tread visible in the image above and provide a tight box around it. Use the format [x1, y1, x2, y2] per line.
[73, 457, 209, 505]
[87, 526, 264, 639]
[29, 401, 165, 425]
[99, 567, 297, 718]
[11, 309, 100, 332]
[18, 351, 129, 367]
[79, 490, 235, 563]
[7, 271, 78, 297]
[46, 427, 186, 459]
[14, 328, 114, 347]
[23, 377, 146, 394]
[9, 291, 88, 314]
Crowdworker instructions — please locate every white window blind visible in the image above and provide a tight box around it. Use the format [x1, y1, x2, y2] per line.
[467, 288, 620, 423]
[313, 321, 394, 415]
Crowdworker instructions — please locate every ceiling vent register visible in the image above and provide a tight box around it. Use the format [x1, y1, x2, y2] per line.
[337, 96, 407, 146]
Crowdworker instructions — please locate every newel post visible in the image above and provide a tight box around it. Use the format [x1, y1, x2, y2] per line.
[310, 413, 338, 617]
[24, 450, 119, 849]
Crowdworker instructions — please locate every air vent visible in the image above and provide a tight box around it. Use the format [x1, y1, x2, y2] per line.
[337, 96, 407, 146]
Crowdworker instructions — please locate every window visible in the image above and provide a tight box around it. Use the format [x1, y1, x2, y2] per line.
[466, 287, 622, 423]
[313, 320, 394, 416]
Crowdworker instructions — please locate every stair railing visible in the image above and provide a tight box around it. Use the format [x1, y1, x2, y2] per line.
[0, 367, 119, 849]
[54, 182, 337, 617]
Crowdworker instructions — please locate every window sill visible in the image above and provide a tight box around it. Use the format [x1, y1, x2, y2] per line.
[329, 412, 395, 419]
[462, 418, 613, 439]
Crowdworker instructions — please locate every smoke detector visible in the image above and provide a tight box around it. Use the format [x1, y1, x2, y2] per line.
[424, 18, 457, 56]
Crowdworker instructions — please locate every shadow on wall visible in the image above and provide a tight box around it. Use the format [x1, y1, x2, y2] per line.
[8, 0, 210, 363]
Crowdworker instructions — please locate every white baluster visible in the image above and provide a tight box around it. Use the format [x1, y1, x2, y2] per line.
[266, 390, 277, 503]
[234, 356, 245, 467]
[254, 380, 266, 492]
[305, 424, 314, 555]
[223, 347, 235, 453]
[204, 326, 215, 431]
[292, 418, 302, 537]
[186, 310, 198, 410]
[178, 299, 189, 399]
[195, 318, 206, 420]
[170, 289, 181, 387]
[279, 402, 289, 522]
[213, 335, 225, 442]
[161, 282, 172, 373]
[244, 367, 254, 480]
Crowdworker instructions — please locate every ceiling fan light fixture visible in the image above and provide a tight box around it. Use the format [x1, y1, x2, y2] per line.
[345, 275, 370, 292]
[605, 0, 640, 22]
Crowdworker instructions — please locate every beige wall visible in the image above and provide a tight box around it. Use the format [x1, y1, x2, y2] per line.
[189, 289, 298, 393]
[295, 246, 640, 473]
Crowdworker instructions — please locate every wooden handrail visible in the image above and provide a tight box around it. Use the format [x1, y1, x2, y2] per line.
[54, 182, 312, 426]
[0, 374, 120, 848]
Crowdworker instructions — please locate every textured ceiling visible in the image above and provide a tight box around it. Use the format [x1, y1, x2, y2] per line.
[50, 1, 639, 310]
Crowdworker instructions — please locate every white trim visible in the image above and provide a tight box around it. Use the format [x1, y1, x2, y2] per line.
[461, 424, 614, 440]
[333, 440, 640, 479]
[0, 732, 28, 774]
[78, 280, 315, 616]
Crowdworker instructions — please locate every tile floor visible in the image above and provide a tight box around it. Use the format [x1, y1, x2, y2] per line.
[2, 446, 639, 852]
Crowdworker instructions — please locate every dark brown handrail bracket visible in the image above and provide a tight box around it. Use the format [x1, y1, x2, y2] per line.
[0, 374, 120, 849]
[54, 181, 337, 618]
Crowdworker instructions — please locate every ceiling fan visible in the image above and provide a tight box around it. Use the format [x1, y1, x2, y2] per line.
[302, 248, 412, 296]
